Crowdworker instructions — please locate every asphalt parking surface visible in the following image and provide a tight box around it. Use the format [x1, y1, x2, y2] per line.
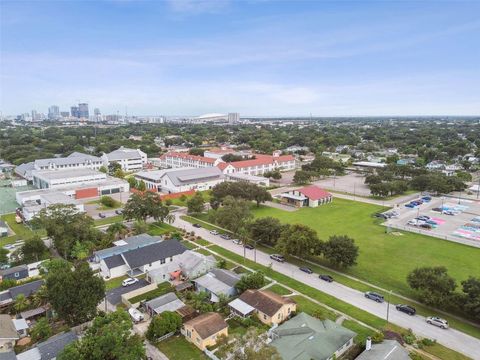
[106, 278, 149, 305]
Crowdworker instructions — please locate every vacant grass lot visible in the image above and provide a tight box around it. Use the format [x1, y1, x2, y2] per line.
[156, 335, 207, 360]
[129, 282, 172, 304]
[252, 199, 480, 298]
[0, 213, 46, 245]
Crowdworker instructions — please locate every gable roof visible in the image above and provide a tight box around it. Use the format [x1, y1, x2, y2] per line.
[239, 290, 295, 317]
[8, 280, 44, 301]
[162, 167, 223, 186]
[356, 340, 410, 360]
[0, 315, 19, 340]
[194, 269, 241, 296]
[121, 240, 187, 269]
[144, 292, 185, 315]
[270, 312, 356, 360]
[0, 264, 28, 277]
[298, 185, 332, 201]
[34, 153, 101, 168]
[103, 254, 126, 269]
[210, 269, 241, 287]
[105, 147, 144, 161]
[94, 234, 161, 260]
[184, 312, 227, 339]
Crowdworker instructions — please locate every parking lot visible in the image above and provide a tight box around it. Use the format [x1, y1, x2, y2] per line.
[383, 195, 480, 248]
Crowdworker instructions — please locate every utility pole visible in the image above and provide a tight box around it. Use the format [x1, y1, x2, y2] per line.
[386, 290, 392, 325]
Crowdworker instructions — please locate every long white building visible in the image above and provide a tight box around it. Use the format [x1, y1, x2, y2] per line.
[158, 152, 220, 169]
[102, 147, 147, 171]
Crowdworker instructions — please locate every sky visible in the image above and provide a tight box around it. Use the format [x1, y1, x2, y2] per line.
[1, 0, 479, 117]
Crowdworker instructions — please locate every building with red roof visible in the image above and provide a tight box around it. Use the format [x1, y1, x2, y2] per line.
[159, 152, 220, 169]
[280, 185, 332, 208]
[216, 153, 296, 176]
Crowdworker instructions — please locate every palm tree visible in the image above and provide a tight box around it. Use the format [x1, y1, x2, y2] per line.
[107, 222, 128, 240]
[14, 294, 29, 313]
[165, 214, 175, 225]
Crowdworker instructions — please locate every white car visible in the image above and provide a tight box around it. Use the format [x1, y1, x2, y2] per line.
[210, 230, 219, 235]
[122, 277, 139, 287]
[426, 316, 449, 329]
[128, 308, 144, 323]
[3, 244, 16, 250]
[232, 239, 242, 245]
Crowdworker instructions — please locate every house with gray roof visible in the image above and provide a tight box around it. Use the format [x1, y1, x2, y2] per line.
[158, 167, 224, 194]
[0, 280, 44, 307]
[269, 312, 356, 360]
[0, 265, 29, 282]
[143, 292, 185, 316]
[93, 234, 161, 262]
[193, 268, 241, 301]
[356, 340, 410, 360]
[16, 331, 77, 360]
[99, 238, 187, 279]
[102, 147, 147, 172]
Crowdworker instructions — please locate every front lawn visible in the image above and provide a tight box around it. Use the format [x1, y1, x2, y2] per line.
[156, 335, 207, 360]
[94, 215, 124, 226]
[105, 275, 129, 291]
[0, 213, 46, 245]
[147, 222, 177, 235]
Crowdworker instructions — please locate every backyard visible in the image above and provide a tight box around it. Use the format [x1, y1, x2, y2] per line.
[156, 335, 207, 360]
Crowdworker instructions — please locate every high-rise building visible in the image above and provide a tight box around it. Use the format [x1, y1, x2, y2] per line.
[48, 105, 60, 120]
[228, 112, 240, 124]
[60, 111, 70, 118]
[78, 103, 89, 118]
[94, 108, 101, 116]
[71, 106, 79, 118]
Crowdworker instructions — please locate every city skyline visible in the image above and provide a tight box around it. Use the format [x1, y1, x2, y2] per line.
[1, 0, 480, 116]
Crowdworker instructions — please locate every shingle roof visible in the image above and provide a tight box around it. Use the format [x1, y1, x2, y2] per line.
[184, 312, 227, 339]
[355, 340, 410, 360]
[145, 292, 185, 314]
[239, 290, 295, 317]
[193, 269, 241, 296]
[94, 234, 161, 260]
[270, 312, 356, 360]
[103, 254, 126, 269]
[9, 280, 44, 300]
[37, 331, 77, 360]
[0, 265, 28, 278]
[0, 315, 19, 340]
[122, 240, 187, 269]
[298, 185, 332, 201]
[210, 269, 241, 287]
[0, 351, 17, 360]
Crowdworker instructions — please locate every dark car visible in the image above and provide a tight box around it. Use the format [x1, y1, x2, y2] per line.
[270, 254, 285, 263]
[244, 244, 254, 250]
[319, 274, 334, 282]
[419, 223, 432, 229]
[98, 213, 106, 218]
[375, 213, 388, 219]
[405, 203, 415, 208]
[396, 304, 416, 316]
[432, 207, 443, 212]
[422, 196, 432, 201]
[192, 223, 202, 228]
[365, 291, 385, 303]
[299, 267, 313, 274]
[115, 209, 123, 215]
[220, 234, 231, 240]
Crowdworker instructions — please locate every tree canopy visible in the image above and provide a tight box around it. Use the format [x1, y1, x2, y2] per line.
[276, 224, 322, 257]
[322, 235, 359, 268]
[123, 191, 169, 222]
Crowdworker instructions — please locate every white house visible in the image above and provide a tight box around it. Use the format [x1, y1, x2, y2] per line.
[102, 147, 147, 171]
[149, 167, 225, 194]
[100, 239, 187, 279]
[193, 268, 241, 302]
[158, 152, 220, 169]
[217, 154, 295, 176]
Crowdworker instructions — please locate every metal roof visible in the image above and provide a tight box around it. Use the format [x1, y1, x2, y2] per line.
[145, 292, 185, 314]
[95, 234, 161, 260]
[228, 298, 255, 316]
[164, 167, 223, 186]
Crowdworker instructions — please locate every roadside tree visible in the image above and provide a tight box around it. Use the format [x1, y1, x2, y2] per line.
[322, 235, 359, 268]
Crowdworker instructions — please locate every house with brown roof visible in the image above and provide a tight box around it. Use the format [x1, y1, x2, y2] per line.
[182, 312, 228, 351]
[0, 315, 19, 353]
[238, 289, 297, 325]
[280, 185, 332, 208]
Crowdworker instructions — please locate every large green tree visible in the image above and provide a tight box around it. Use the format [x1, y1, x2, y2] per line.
[276, 224, 322, 257]
[46, 262, 105, 325]
[236, 272, 266, 293]
[146, 311, 182, 341]
[407, 266, 456, 307]
[461, 277, 480, 322]
[20, 235, 49, 263]
[322, 235, 359, 268]
[123, 191, 169, 222]
[249, 217, 283, 246]
[214, 196, 253, 235]
[187, 192, 205, 214]
[58, 310, 145, 360]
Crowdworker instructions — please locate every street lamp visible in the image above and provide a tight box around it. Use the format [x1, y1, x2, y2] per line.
[386, 290, 392, 325]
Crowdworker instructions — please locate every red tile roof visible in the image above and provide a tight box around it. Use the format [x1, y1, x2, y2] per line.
[298, 185, 332, 200]
[217, 162, 230, 171]
[160, 152, 216, 164]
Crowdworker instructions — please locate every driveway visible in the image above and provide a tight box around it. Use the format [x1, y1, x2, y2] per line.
[106, 278, 149, 305]
[145, 340, 169, 360]
[173, 212, 480, 360]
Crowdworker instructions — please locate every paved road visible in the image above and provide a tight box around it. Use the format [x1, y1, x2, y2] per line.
[106, 279, 149, 305]
[173, 213, 480, 360]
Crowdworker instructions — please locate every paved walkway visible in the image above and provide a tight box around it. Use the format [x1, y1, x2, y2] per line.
[173, 211, 480, 360]
[263, 201, 298, 212]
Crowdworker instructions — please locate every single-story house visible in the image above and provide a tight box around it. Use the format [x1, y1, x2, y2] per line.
[356, 339, 410, 360]
[0, 280, 44, 307]
[143, 292, 185, 317]
[0, 315, 19, 353]
[280, 185, 332, 208]
[0, 221, 8, 238]
[238, 289, 296, 325]
[12, 319, 29, 339]
[193, 268, 241, 302]
[183, 312, 228, 351]
[228, 298, 256, 318]
[158, 167, 225, 194]
[146, 250, 216, 284]
[93, 234, 161, 263]
[100, 239, 187, 279]
[0, 265, 29, 282]
[269, 312, 356, 360]
[16, 331, 77, 360]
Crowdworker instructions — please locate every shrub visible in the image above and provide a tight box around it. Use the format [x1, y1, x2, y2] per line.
[100, 196, 116, 208]
[371, 331, 384, 343]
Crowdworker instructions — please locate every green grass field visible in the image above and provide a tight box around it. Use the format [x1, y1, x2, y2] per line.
[0, 213, 46, 245]
[252, 199, 480, 298]
[156, 336, 207, 360]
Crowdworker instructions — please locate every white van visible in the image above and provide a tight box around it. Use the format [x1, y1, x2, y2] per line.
[128, 308, 144, 323]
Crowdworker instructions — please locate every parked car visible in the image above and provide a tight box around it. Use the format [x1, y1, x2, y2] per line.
[98, 213, 106, 218]
[232, 239, 242, 245]
[364, 291, 385, 303]
[405, 203, 415, 208]
[210, 230, 219, 235]
[396, 304, 416, 315]
[375, 213, 388, 219]
[270, 254, 285, 263]
[442, 210, 455, 216]
[417, 215, 430, 221]
[432, 207, 443, 212]
[220, 234, 231, 240]
[244, 244, 254, 250]
[3, 244, 16, 250]
[128, 308, 144, 323]
[192, 223, 202, 228]
[426, 220, 437, 226]
[122, 277, 139, 287]
[426, 316, 449, 329]
[115, 209, 123, 215]
[419, 223, 432, 229]
[319, 274, 334, 282]
[422, 196, 432, 201]
[299, 267, 313, 274]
